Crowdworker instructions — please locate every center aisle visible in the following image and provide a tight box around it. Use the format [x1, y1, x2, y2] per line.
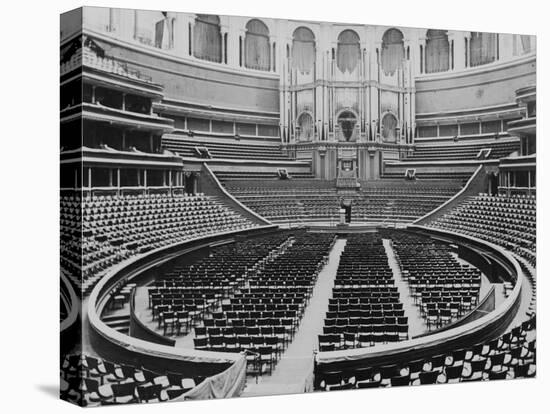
[241, 237, 347, 397]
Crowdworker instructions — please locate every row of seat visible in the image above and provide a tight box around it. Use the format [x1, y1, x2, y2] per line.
[428, 193, 536, 267]
[389, 231, 481, 330]
[60, 354, 198, 406]
[405, 139, 520, 161]
[315, 316, 536, 391]
[224, 180, 461, 223]
[60, 192, 259, 294]
[320, 234, 408, 351]
[189, 233, 336, 375]
[162, 135, 289, 161]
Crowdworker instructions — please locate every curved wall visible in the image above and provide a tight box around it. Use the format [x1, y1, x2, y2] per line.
[415, 54, 536, 116]
[87, 31, 280, 114]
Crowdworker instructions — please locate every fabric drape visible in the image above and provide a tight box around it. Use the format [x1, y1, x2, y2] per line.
[194, 15, 222, 63]
[337, 30, 360, 73]
[381, 29, 405, 75]
[245, 33, 270, 71]
[292, 27, 316, 74]
[470, 32, 496, 67]
[425, 30, 449, 73]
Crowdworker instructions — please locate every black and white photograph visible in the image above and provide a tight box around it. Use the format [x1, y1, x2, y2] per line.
[56, 4, 539, 407]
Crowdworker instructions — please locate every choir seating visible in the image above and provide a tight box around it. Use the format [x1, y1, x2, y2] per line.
[405, 139, 520, 162]
[60, 354, 198, 406]
[162, 135, 289, 161]
[427, 193, 536, 267]
[222, 179, 462, 223]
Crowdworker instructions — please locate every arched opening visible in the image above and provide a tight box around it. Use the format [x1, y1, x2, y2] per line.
[193, 14, 222, 63]
[244, 19, 270, 71]
[337, 111, 357, 141]
[425, 29, 449, 73]
[292, 27, 315, 74]
[381, 28, 405, 75]
[381, 113, 398, 142]
[470, 32, 497, 67]
[297, 112, 314, 141]
[337, 30, 360, 73]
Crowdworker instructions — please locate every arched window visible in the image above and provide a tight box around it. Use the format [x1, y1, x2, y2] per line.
[470, 32, 496, 67]
[381, 113, 398, 142]
[245, 19, 270, 71]
[425, 29, 449, 73]
[337, 30, 360, 73]
[381, 29, 405, 75]
[297, 112, 314, 141]
[193, 14, 222, 63]
[292, 27, 315, 74]
[338, 111, 357, 141]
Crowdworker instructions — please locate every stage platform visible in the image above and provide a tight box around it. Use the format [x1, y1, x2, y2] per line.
[274, 220, 410, 233]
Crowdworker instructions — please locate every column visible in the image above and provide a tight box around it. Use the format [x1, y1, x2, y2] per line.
[449, 31, 466, 71]
[221, 27, 228, 64]
[270, 36, 276, 72]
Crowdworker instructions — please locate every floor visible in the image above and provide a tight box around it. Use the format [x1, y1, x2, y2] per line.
[240, 238, 347, 397]
[382, 238, 428, 337]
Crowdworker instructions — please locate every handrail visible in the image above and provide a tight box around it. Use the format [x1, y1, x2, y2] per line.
[413, 165, 483, 225]
[128, 287, 176, 347]
[202, 162, 273, 226]
[315, 225, 524, 369]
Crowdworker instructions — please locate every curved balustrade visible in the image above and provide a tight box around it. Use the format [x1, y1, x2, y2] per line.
[87, 226, 276, 400]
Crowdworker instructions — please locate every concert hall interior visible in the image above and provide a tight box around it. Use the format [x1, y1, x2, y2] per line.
[60, 6, 536, 406]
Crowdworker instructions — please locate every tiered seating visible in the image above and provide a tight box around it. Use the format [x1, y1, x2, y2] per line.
[382, 170, 474, 182]
[60, 354, 198, 406]
[315, 316, 536, 391]
[193, 232, 336, 375]
[224, 180, 461, 223]
[405, 139, 520, 162]
[147, 233, 292, 335]
[216, 171, 316, 182]
[60, 192, 258, 294]
[162, 135, 289, 161]
[390, 232, 481, 330]
[427, 193, 536, 267]
[319, 234, 408, 351]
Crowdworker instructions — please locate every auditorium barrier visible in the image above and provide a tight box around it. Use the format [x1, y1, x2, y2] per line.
[129, 287, 176, 347]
